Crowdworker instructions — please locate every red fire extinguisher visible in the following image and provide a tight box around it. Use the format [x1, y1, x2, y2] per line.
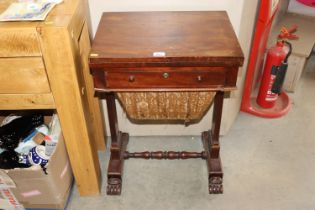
[256, 26, 298, 108]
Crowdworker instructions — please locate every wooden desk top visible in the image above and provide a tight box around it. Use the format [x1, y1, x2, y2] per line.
[90, 11, 244, 67]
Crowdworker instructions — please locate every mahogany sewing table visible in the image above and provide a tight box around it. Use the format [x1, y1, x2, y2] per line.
[89, 11, 244, 195]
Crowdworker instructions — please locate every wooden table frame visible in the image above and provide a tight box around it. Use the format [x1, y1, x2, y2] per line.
[90, 11, 244, 195]
[100, 90, 225, 194]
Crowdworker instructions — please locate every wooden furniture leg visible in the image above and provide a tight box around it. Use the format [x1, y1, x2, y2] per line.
[202, 91, 224, 194]
[105, 92, 129, 195]
[40, 25, 101, 196]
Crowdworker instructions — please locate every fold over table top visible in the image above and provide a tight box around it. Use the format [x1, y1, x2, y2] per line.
[89, 11, 244, 68]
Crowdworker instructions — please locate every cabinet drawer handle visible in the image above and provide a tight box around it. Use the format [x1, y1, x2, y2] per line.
[197, 75, 202, 82]
[129, 75, 135, 82]
[163, 72, 169, 79]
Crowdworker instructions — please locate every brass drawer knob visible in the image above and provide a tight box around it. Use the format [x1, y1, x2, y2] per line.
[129, 75, 135, 82]
[197, 75, 202, 82]
[163, 72, 169, 79]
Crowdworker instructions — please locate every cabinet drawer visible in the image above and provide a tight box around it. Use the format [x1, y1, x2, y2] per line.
[0, 28, 41, 57]
[103, 68, 226, 89]
[0, 57, 51, 94]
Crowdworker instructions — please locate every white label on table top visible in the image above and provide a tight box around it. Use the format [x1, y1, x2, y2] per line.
[153, 51, 166, 57]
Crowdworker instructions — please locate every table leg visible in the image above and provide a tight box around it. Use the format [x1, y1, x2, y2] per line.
[202, 91, 224, 194]
[105, 92, 129, 195]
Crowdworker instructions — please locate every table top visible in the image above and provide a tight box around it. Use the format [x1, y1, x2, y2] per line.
[90, 11, 244, 67]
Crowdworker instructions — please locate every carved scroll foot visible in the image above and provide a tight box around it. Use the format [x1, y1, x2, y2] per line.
[107, 177, 122, 195]
[209, 177, 223, 194]
[106, 132, 129, 196]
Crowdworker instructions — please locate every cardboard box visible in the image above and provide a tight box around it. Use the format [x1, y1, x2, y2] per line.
[0, 114, 73, 210]
[283, 53, 307, 92]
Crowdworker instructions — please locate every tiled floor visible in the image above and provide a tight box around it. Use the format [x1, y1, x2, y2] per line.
[67, 55, 315, 210]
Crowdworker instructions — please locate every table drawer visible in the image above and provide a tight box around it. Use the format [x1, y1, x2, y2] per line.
[103, 68, 226, 89]
[0, 57, 51, 94]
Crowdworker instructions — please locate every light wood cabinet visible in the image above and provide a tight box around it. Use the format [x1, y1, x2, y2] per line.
[0, 0, 105, 196]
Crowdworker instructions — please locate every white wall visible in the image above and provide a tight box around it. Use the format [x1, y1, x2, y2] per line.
[88, 0, 244, 36]
[288, 0, 315, 17]
[220, 0, 259, 135]
[87, 0, 249, 136]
